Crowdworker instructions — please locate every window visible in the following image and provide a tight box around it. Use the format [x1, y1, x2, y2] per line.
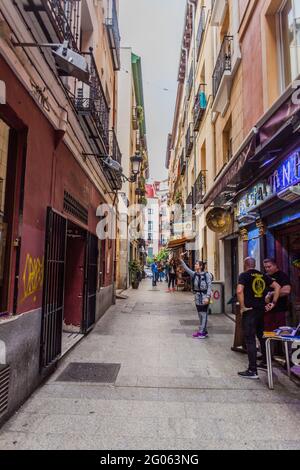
[223, 116, 233, 164]
[278, 0, 300, 89]
[148, 221, 153, 230]
[148, 208, 153, 215]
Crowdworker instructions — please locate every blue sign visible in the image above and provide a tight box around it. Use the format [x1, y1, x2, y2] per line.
[269, 150, 300, 193]
[237, 150, 300, 216]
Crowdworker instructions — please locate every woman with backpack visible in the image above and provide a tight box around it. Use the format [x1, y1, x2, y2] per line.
[180, 252, 212, 339]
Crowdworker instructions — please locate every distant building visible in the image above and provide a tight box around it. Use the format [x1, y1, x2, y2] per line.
[145, 183, 159, 258]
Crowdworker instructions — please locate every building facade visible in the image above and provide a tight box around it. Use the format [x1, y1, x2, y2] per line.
[168, 0, 300, 320]
[0, 0, 122, 423]
[145, 183, 160, 259]
[116, 50, 149, 289]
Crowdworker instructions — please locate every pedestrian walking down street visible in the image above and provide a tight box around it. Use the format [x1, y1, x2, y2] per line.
[237, 257, 281, 380]
[167, 259, 177, 292]
[151, 260, 159, 287]
[179, 252, 212, 339]
[158, 262, 164, 282]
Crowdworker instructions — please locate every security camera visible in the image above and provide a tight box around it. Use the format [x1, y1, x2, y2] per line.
[252, 126, 259, 134]
[103, 157, 123, 173]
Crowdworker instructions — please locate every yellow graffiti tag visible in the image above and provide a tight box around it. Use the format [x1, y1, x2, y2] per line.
[22, 254, 44, 301]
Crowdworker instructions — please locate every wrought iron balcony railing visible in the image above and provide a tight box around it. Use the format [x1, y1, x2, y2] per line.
[72, 51, 110, 155]
[186, 192, 193, 207]
[196, 7, 205, 60]
[104, 129, 122, 191]
[185, 123, 194, 158]
[193, 85, 207, 131]
[132, 107, 139, 130]
[186, 64, 194, 100]
[213, 35, 233, 97]
[22, 0, 81, 51]
[193, 171, 207, 207]
[180, 150, 186, 176]
[105, 0, 121, 71]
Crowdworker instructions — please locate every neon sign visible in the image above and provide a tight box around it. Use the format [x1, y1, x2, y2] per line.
[237, 151, 300, 216]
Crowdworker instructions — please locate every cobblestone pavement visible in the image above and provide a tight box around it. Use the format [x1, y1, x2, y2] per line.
[1, 279, 300, 450]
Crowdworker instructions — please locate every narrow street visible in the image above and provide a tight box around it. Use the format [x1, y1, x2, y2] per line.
[0, 279, 299, 451]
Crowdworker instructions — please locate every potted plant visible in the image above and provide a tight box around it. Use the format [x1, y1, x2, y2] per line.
[129, 260, 141, 289]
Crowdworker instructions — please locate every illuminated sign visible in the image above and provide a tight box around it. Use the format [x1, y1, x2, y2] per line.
[237, 150, 300, 216]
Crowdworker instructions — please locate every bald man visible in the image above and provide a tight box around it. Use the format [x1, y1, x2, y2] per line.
[236, 257, 280, 379]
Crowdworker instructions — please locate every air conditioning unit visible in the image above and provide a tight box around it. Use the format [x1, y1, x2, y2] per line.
[277, 185, 300, 203]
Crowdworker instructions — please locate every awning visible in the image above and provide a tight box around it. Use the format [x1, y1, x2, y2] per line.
[167, 236, 195, 249]
[204, 85, 300, 209]
[204, 134, 256, 209]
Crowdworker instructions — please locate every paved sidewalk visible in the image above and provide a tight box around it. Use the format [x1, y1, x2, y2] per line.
[1, 279, 300, 450]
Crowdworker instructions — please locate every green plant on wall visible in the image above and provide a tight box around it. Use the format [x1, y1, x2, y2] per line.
[146, 256, 154, 265]
[139, 196, 147, 206]
[156, 248, 169, 263]
[136, 105, 144, 123]
[175, 191, 183, 205]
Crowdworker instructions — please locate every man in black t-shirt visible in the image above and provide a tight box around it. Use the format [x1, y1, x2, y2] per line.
[236, 257, 281, 379]
[263, 258, 291, 330]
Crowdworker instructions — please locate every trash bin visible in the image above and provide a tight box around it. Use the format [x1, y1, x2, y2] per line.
[209, 282, 224, 314]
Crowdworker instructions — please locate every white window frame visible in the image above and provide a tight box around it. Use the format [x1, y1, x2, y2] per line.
[277, 0, 300, 92]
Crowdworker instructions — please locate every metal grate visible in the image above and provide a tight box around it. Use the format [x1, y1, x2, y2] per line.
[63, 191, 88, 225]
[0, 365, 10, 416]
[56, 362, 121, 383]
[41, 208, 67, 369]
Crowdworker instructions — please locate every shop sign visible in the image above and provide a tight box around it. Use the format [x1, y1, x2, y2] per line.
[237, 150, 300, 216]
[237, 181, 271, 217]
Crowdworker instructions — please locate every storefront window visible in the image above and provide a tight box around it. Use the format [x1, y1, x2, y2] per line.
[0, 119, 10, 312]
[279, 0, 300, 89]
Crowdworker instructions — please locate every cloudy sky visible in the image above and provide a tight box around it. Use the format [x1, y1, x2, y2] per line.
[119, 0, 186, 181]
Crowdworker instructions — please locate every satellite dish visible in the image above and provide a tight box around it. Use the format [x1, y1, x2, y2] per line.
[52, 41, 90, 84]
[206, 208, 231, 233]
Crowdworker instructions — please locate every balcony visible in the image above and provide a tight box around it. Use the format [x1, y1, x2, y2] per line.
[106, 129, 122, 191]
[132, 107, 139, 130]
[193, 171, 207, 207]
[186, 64, 194, 100]
[185, 123, 194, 158]
[72, 51, 109, 155]
[193, 86, 207, 131]
[186, 192, 193, 207]
[211, 0, 228, 27]
[21, 0, 80, 51]
[180, 150, 186, 176]
[105, 0, 121, 71]
[196, 7, 206, 60]
[212, 36, 241, 115]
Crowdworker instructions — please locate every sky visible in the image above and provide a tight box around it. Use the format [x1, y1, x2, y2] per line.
[119, 0, 186, 182]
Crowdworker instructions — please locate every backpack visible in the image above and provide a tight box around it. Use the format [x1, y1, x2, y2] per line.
[193, 272, 210, 293]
